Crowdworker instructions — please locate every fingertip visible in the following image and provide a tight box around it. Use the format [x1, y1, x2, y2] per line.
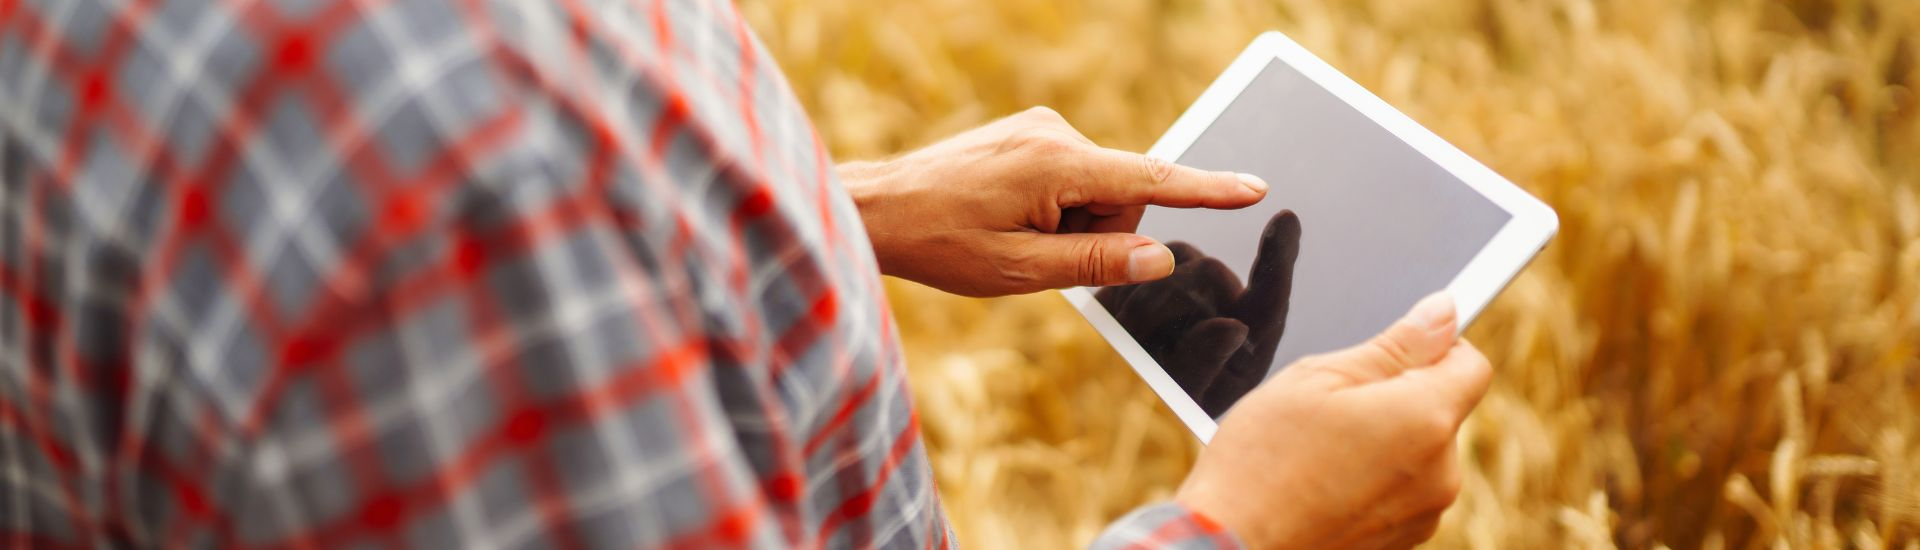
[1371, 293, 1458, 370]
[1226, 172, 1267, 207]
[1199, 171, 1266, 209]
[1406, 292, 1458, 335]
[1235, 172, 1268, 195]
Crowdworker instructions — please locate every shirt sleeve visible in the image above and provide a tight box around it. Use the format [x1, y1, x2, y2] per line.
[1090, 502, 1245, 550]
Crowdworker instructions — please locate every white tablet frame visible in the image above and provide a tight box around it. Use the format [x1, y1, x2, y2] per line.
[1061, 31, 1559, 443]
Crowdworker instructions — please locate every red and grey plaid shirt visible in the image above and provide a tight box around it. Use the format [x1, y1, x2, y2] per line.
[0, 0, 1240, 548]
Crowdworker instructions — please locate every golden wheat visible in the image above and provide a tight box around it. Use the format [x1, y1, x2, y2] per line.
[737, 0, 1920, 547]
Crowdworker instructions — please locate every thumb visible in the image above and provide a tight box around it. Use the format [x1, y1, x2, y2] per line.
[1008, 232, 1174, 288]
[1367, 339, 1493, 423]
[1304, 292, 1458, 386]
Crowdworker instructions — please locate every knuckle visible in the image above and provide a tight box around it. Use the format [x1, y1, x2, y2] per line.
[1138, 155, 1176, 187]
[1369, 333, 1418, 367]
[988, 259, 1039, 296]
[1021, 105, 1066, 124]
[1012, 129, 1075, 156]
[1074, 239, 1115, 287]
[996, 239, 1047, 286]
[1055, 185, 1089, 208]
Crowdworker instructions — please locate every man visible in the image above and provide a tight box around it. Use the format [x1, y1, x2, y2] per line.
[0, 0, 1489, 547]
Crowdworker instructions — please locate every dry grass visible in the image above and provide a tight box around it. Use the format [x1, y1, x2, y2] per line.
[735, 0, 1920, 547]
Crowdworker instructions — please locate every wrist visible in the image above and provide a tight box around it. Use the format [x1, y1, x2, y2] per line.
[1177, 483, 1294, 550]
[837, 160, 887, 201]
[836, 159, 909, 275]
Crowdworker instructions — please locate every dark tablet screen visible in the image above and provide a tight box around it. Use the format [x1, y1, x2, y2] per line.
[1094, 59, 1511, 417]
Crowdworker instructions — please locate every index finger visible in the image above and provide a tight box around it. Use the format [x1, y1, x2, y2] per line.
[1062, 148, 1268, 209]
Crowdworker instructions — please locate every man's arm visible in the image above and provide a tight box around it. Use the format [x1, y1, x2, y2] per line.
[835, 107, 1491, 548]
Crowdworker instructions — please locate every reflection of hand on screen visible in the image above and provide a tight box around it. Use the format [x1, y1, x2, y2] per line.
[1095, 210, 1302, 417]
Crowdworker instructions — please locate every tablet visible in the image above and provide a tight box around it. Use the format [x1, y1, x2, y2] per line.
[1062, 32, 1557, 442]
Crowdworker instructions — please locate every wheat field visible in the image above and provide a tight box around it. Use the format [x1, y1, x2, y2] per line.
[734, 0, 1920, 548]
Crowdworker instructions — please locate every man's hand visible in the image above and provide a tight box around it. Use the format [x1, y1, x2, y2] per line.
[838, 107, 1267, 297]
[1095, 210, 1303, 416]
[1177, 293, 1492, 550]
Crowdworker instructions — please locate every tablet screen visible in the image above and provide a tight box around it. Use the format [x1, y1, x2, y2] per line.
[1094, 59, 1511, 418]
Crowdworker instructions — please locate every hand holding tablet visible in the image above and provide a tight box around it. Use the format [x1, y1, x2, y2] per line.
[1177, 293, 1491, 549]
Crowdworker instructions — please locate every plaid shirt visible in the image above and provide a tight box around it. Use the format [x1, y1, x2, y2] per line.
[0, 0, 1241, 548]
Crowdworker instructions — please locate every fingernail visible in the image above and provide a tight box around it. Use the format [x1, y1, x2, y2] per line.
[1236, 173, 1268, 194]
[1408, 292, 1456, 331]
[1127, 242, 1174, 282]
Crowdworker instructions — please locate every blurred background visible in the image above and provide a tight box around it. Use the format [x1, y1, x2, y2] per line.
[734, 0, 1920, 547]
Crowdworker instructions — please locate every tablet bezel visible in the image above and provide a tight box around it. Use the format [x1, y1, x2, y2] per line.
[1061, 31, 1559, 443]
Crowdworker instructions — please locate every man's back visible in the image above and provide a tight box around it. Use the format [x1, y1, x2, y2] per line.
[0, 0, 940, 546]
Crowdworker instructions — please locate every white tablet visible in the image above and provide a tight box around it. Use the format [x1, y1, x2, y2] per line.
[1062, 32, 1558, 442]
